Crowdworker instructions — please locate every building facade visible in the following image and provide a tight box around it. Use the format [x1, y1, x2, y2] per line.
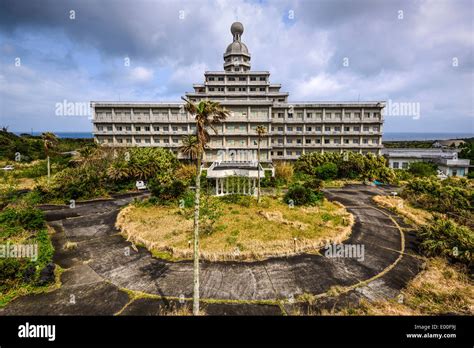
[382, 148, 470, 177]
[92, 22, 385, 163]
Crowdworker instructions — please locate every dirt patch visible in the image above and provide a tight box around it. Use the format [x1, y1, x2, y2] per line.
[258, 210, 309, 230]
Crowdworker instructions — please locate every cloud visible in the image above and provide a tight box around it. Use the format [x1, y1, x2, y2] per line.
[128, 66, 154, 82]
[0, 0, 472, 133]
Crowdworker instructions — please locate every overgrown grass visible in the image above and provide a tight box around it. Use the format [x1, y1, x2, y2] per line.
[0, 206, 56, 307]
[373, 195, 432, 226]
[337, 258, 473, 315]
[116, 196, 354, 261]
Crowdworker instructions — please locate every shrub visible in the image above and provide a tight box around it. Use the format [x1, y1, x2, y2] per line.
[402, 177, 472, 224]
[0, 205, 55, 300]
[219, 194, 253, 207]
[294, 152, 395, 183]
[0, 206, 45, 231]
[175, 164, 196, 185]
[199, 196, 224, 235]
[148, 177, 187, 203]
[303, 178, 323, 191]
[181, 195, 224, 235]
[314, 163, 338, 180]
[13, 161, 47, 179]
[394, 169, 414, 182]
[408, 161, 437, 177]
[274, 162, 294, 185]
[418, 216, 473, 265]
[284, 184, 323, 206]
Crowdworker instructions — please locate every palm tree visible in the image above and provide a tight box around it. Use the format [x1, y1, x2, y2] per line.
[180, 134, 199, 162]
[181, 97, 229, 315]
[71, 144, 99, 167]
[107, 160, 131, 181]
[256, 125, 266, 203]
[41, 132, 58, 180]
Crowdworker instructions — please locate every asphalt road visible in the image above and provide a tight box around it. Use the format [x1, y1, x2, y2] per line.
[0, 186, 423, 315]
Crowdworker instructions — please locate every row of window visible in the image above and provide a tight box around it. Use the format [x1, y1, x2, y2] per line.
[271, 150, 378, 157]
[207, 76, 266, 82]
[97, 125, 193, 132]
[96, 110, 382, 119]
[272, 125, 380, 132]
[97, 124, 380, 133]
[223, 57, 251, 64]
[98, 137, 379, 146]
[272, 138, 380, 145]
[207, 87, 267, 92]
[392, 162, 409, 169]
[272, 111, 381, 119]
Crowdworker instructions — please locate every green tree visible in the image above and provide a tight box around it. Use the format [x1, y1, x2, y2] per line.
[459, 140, 474, 162]
[255, 125, 266, 203]
[408, 161, 437, 177]
[315, 162, 338, 180]
[179, 134, 199, 162]
[181, 98, 229, 315]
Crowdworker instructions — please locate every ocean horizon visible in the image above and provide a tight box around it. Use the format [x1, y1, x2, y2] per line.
[13, 131, 474, 141]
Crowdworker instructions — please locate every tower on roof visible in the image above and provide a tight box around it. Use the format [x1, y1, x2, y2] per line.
[224, 22, 251, 72]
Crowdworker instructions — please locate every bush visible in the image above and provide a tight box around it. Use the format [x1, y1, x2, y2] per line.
[0, 205, 55, 300]
[0, 206, 45, 231]
[284, 184, 323, 206]
[402, 177, 472, 219]
[394, 169, 414, 182]
[219, 194, 253, 207]
[314, 163, 338, 180]
[418, 216, 473, 265]
[408, 161, 437, 177]
[148, 177, 187, 203]
[294, 152, 395, 183]
[12, 161, 47, 179]
[303, 177, 323, 191]
[274, 162, 294, 185]
[33, 147, 180, 203]
[175, 164, 196, 186]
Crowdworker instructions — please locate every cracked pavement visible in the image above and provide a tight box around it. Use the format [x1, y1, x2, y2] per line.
[0, 186, 423, 315]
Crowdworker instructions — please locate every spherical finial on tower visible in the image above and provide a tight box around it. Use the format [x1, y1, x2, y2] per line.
[230, 22, 244, 40]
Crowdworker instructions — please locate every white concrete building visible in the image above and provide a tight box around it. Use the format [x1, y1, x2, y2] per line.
[382, 148, 470, 177]
[92, 22, 385, 163]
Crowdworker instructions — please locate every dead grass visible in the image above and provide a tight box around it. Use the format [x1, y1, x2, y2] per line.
[116, 197, 354, 262]
[157, 304, 205, 316]
[322, 179, 362, 188]
[373, 195, 432, 226]
[337, 258, 474, 315]
[63, 241, 78, 250]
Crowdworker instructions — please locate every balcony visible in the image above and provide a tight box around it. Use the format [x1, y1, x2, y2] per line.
[322, 118, 344, 123]
[284, 117, 305, 123]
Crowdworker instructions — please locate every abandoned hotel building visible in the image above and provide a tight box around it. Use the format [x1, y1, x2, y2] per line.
[91, 22, 386, 194]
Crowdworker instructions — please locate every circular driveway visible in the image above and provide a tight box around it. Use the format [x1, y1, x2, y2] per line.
[0, 186, 423, 315]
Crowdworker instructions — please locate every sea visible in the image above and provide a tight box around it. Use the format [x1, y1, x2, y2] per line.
[14, 132, 473, 141]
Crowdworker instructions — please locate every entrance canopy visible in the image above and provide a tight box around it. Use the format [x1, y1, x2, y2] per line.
[206, 161, 268, 196]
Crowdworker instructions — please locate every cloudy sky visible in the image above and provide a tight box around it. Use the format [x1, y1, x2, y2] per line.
[0, 0, 473, 134]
